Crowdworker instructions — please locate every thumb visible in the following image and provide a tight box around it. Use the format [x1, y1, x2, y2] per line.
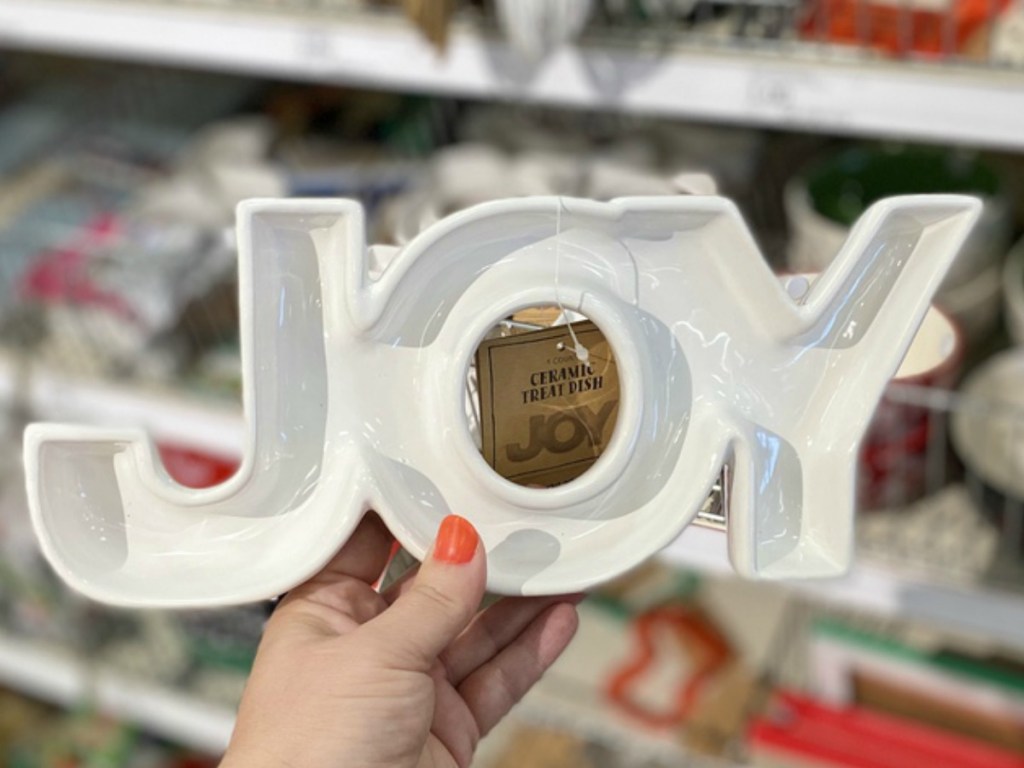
[368, 515, 486, 670]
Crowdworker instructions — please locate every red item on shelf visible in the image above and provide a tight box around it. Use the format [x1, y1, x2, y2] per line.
[799, 0, 1011, 58]
[749, 691, 1024, 768]
[858, 312, 964, 510]
[171, 758, 220, 768]
[157, 443, 239, 489]
[858, 417, 932, 509]
[19, 214, 131, 315]
[606, 604, 732, 728]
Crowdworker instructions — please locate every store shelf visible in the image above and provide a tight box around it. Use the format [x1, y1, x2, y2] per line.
[15, 358, 244, 458]
[664, 524, 1024, 650]
[0, 631, 234, 753]
[0, 1, 1023, 148]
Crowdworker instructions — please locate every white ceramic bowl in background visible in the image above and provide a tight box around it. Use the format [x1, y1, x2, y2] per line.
[385, 144, 570, 244]
[935, 259, 1004, 345]
[861, 307, 963, 510]
[952, 349, 1024, 499]
[784, 181, 848, 274]
[951, 349, 1024, 553]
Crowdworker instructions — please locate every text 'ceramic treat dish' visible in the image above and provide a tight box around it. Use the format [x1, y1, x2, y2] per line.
[24, 195, 979, 607]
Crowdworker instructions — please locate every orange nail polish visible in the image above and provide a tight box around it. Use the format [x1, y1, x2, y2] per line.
[434, 515, 478, 564]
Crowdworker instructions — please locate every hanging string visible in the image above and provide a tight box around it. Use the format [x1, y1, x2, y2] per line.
[554, 196, 589, 365]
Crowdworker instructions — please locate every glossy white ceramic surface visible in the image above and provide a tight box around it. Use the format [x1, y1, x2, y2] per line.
[24, 195, 979, 607]
[785, 177, 1006, 289]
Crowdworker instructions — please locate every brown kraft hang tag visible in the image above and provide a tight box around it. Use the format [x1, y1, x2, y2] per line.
[476, 321, 620, 488]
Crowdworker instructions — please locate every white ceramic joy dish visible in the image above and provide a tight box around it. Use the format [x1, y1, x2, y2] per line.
[24, 195, 979, 607]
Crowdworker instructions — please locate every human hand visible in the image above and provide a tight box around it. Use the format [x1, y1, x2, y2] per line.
[220, 514, 581, 768]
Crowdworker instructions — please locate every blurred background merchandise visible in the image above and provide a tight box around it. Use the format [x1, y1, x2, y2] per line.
[0, 2, 1019, 766]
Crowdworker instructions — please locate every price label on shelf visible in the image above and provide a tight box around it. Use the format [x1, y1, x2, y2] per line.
[745, 70, 850, 129]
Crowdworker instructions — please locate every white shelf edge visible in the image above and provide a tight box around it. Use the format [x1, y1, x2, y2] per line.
[0, 632, 235, 753]
[0, 1, 1023, 148]
[663, 524, 1024, 649]
[24, 360, 245, 457]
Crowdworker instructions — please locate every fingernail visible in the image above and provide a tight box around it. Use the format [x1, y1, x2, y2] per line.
[434, 515, 478, 565]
